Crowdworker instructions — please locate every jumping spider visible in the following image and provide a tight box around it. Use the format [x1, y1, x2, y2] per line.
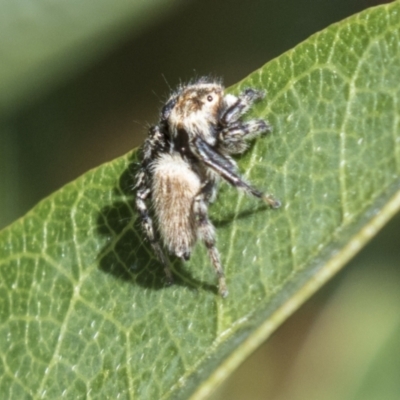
[135, 78, 280, 297]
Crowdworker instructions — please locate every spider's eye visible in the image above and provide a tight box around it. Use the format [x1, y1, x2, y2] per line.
[207, 95, 213, 102]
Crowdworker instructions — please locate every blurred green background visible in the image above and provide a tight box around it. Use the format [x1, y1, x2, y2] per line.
[1, 0, 399, 399]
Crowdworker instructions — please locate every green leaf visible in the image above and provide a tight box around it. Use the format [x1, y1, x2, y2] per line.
[0, 0, 181, 116]
[1, 2, 400, 399]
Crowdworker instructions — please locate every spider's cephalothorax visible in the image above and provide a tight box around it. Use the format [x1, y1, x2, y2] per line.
[135, 78, 280, 297]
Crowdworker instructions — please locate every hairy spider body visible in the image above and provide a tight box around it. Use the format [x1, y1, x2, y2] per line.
[151, 153, 200, 258]
[135, 78, 280, 297]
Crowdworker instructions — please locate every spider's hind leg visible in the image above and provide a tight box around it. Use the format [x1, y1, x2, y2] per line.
[135, 169, 174, 285]
[193, 182, 228, 297]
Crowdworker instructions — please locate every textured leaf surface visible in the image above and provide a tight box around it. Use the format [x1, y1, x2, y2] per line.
[1, 2, 400, 399]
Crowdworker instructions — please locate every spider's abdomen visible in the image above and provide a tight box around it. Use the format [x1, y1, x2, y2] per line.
[151, 153, 200, 259]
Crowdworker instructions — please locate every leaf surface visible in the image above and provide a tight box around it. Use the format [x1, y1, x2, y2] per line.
[1, 2, 400, 399]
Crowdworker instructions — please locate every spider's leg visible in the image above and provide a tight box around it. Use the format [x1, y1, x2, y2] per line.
[221, 88, 265, 125]
[193, 182, 228, 297]
[135, 176, 173, 284]
[192, 137, 280, 208]
[219, 119, 271, 154]
[135, 125, 173, 284]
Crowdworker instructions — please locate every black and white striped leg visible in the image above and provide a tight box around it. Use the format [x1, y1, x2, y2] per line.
[223, 119, 271, 141]
[220, 120, 271, 154]
[192, 137, 281, 208]
[193, 186, 228, 297]
[135, 176, 173, 284]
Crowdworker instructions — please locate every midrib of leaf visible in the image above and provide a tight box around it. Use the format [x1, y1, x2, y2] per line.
[1, 2, 400, 400]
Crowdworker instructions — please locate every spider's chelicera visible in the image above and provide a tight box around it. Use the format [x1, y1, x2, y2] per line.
[135, 77, 280, 297]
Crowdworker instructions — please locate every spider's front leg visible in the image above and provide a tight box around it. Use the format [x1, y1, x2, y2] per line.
[192, 137, 280, 208]
[219, 89, 271, 153]
[221, 88, 265, 125]
[219, 119, 271, 154]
